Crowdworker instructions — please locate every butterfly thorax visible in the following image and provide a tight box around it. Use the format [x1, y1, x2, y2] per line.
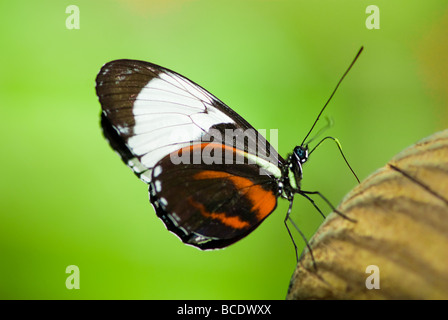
[280, 145, 309, 200]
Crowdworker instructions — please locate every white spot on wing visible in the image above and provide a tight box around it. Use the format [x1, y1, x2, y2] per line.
[127, 157, 147, 174]
[167, 213, 179, 227]
[154, 180, 162, 192]
[171, 212, 180, 222]
[140, 171, 152, 184]
[153, 165, 162, 177]
[159, 197, 168, 207]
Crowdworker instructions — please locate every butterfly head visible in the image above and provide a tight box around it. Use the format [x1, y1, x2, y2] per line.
[293, 145, 309, 164]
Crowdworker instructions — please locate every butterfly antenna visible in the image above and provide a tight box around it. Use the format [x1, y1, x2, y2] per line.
[301, 47, 364, 147]
[309, 136, 360, 183]
[304, 116, 333, 146]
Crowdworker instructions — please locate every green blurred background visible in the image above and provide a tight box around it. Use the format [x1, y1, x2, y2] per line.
[0, 0, 446, 299]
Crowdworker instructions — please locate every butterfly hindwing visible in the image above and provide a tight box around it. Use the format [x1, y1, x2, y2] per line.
[150, 143, 279, 249]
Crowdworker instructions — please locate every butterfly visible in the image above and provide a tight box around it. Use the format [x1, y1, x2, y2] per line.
[95, 48, 362, 261]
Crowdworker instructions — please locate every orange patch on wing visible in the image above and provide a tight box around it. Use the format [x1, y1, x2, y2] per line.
[188, 197, 250, 229]
[194, 170, 276, 221]
[192, 143, 237, 152]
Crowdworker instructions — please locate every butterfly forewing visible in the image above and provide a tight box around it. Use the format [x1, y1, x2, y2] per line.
[96, 59, 282, 179]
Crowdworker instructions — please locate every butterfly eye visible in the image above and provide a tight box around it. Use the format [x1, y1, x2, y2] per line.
[293, 146, 309, 164]
[294, 147, 303, 159]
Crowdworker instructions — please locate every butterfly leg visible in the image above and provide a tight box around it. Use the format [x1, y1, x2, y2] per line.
[300, 190, 357, 222]
[284, 200, 298, 262]
[284, 198, 317, 270]
[297, 191, 326, 219]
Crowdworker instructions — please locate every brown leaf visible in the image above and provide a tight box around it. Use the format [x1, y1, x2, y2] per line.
[287, 129, 448, 300]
